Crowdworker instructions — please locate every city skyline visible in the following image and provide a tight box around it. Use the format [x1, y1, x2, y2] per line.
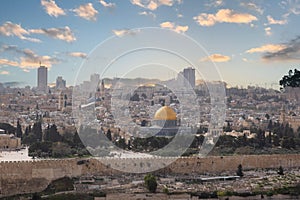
[0, 0, 300, 88]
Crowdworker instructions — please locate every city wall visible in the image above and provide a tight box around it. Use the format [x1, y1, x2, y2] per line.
[1, 154, 300, 197]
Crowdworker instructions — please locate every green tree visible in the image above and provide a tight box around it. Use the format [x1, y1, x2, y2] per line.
[265, 113, 270, 120]
[279, 69, 300, 89]
[144, 174, 157, 193]
[130, 93, 140, 101]
[32, 122, 42, 142]
[278, 166, 284, 175]
[44, 124, 61, 142]
[24, 126, 29, 136]
[16, 120, 22, 138]
[0, 122, 16, 134]
[73, 131, 84, 148]
[236, 164, 244, 177]
[32, 193, 41, 200]
[272, 134, 280, 146]
[115, 137, 126, 149]
[282, 137, 295, 149]
[224, 121, 232, 132]
[52, 142, 72, 158]
[106, 129, 112, 141]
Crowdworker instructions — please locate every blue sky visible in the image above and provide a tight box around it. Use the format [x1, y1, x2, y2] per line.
[0, 0, 300, 88]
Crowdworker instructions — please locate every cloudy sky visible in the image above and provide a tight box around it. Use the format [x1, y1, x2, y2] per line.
[0, 0, 300, 88]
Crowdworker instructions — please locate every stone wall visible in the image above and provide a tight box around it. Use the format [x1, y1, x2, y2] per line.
[1, 154, 300, 197]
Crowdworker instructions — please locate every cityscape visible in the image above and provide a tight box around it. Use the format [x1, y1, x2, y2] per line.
[1, 0, 300, 200]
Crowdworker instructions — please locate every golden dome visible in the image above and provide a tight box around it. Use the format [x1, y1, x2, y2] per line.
[154, 106, 177, 121]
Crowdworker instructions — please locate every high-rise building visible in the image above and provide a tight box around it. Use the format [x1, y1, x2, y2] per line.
[37, 65, 48, 92]
[183, 67, 195, 89]
[90, 73, 100, 90]
[56, 76, 66, 90]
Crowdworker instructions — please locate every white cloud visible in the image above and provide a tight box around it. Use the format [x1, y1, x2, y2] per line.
[29, 26, 76, 42]
[240, 2, 264, 15]
[281, 0, 300, 15]
[193, 9, 257, 26]
[41, 0, 66, 17]
[73, 3, 98, 21]
[68, 52, 87, 59]
[177, 13, 183, 18]
[99, 0, 116, 8]
[246, 44, 287, 53]
[139, 11, 156, 19]
[160, 21, 188, 33]
[264, 27, 272, 36]
[112, 29, 140, 37]
[0, 21, 41, 42]
[261, 36, 300, 61]
[0, 45, 59, 69]
[205, 0, 224, 8]
[242, 58, 249, 62]
[0, 70, 10, 75]
[0, 58, 19, 67]
[200, 54, 231, 62]
[267, 15, 287, 25]
[130, 0, 176, 10]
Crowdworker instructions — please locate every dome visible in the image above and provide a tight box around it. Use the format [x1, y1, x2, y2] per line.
[154, 106, 177, 121]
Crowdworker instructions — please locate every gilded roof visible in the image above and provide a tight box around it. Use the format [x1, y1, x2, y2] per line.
[154, 106, 177, 120]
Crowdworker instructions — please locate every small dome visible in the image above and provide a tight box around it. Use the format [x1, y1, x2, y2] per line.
[154, 106, 177, 121]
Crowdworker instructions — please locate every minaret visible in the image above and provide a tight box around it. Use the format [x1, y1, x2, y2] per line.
[95, 83, 101, 100]
[280, 105, 286, 124]
[100, 80, 105, 97]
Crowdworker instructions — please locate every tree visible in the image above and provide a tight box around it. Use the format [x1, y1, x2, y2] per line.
[256, 129, 266, 148]
[267, 120, 273, 130]
[130, 93, 140, 101]
[272, 134, 280, 146]
[279, 69, 300, 89]
[32, 193, 41, 200]
[32, 122, 42, 142]
[106, 129, 112, 141]
[24, 127, 28, 136]
[282, 137, 295, 149]
[16, 120, 22, 138]
[265, 113, 270, 120]
[236, 164, 244, 177]
[115, 137, 126, 149]
[127, 139, 132, 150]
[141, 93, 147, 99]
[73, 131, 84, 148]
[278, 166, 284, 175]
[224, 121, 232, 132]
[52, 142, 72, 158]
[44, 124, 61, 142]
[144, 174, 157, 193]
[0, 122, 16, 134]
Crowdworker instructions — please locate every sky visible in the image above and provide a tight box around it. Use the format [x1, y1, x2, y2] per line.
[0, 0, 300, 88]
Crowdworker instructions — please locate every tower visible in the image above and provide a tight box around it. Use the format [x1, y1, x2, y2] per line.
[280, 105, 286, 124]
[100, 80, 105, 97]
[37, 65, 48, 93]
[56, 76, 66, 90]
[183, 67, 195, 89]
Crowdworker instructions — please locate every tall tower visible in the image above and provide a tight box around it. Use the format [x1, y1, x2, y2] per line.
[90, 73, 100, 90]
[280, 105, 286, 124]
[183, 67, 195, 89]
[56, 76, 66, 90]
[100, 80, 105, 97]
[37, 65, 48, 93]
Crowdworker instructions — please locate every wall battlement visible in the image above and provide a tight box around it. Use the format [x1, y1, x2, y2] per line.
[1, 154, 300, 197]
